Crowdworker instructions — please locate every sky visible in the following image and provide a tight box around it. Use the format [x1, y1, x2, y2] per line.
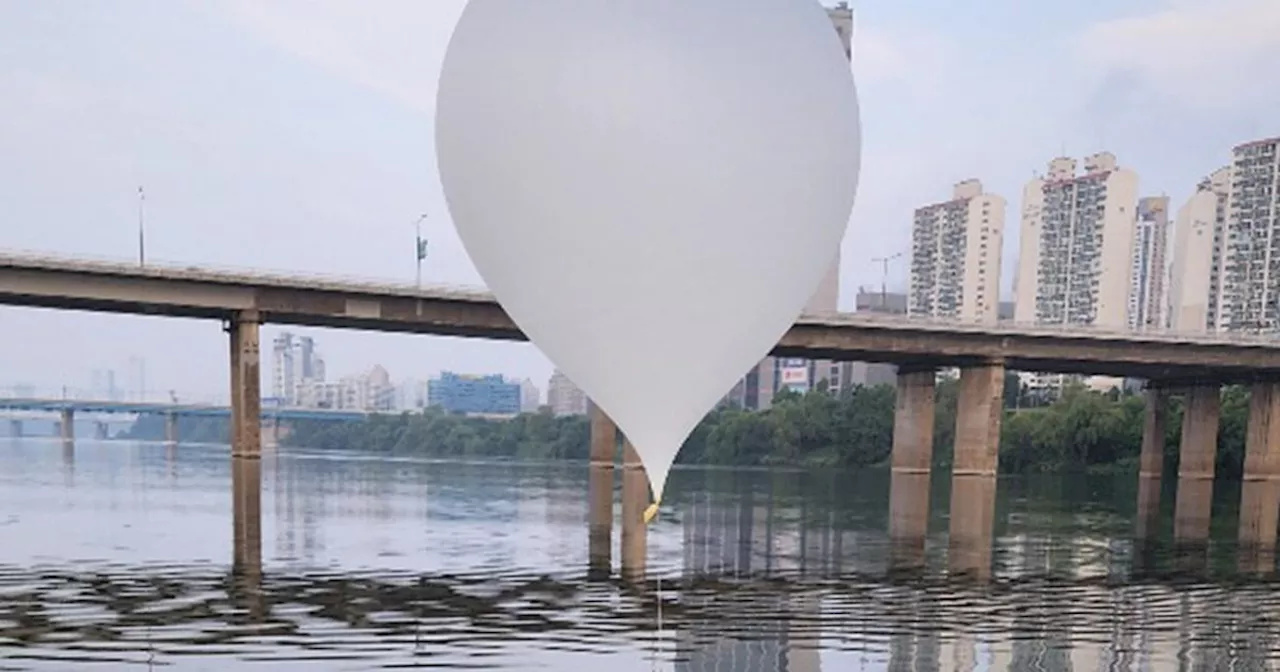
[1, 0, 1278, 401]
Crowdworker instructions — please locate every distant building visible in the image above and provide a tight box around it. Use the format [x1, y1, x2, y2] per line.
[855, 288, 907, 314]
[519, 378, 541, 413]
[1127, 196, 1171, 331]
[1169, 167, 1232, 332]
[1014, 152, 1139, 330]
[546, 370, 588, 416]
[428, 372, 521, 416]
[271, 331, 326, 405]
[295, 364, 394, 411]
[908, 179, 1006, 324]
[998, 301, 1016, 322]
[1220, 137, 1280, 332]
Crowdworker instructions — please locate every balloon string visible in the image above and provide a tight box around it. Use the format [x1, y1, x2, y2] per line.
[647, 501, 662, 671]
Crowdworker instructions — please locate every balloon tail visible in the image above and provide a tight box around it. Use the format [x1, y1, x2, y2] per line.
[643, 499, 661, 525]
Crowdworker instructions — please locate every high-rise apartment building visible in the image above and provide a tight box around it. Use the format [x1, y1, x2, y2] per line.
[1222, 137, 1280, 333]
[546, 370, 588, 417]
[1169, 136, 1280, 334]
[1169, 168, 1232, 332]
[908, 179, 1005, 323]
[727, 4, 852, 411]
[1014, 153, 1140, 330]
[1126, 196, 1171, 331]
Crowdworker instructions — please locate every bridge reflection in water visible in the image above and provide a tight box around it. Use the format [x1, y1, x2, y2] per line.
[4, 443, 1280, 669]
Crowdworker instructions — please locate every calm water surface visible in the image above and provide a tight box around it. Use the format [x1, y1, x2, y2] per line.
[1, 438, 1278, 670]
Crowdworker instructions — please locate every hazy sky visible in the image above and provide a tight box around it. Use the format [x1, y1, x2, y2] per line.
[1, 0, 1278, 400]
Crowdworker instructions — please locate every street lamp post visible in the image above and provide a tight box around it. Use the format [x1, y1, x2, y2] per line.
[137, 186, 146, 267]
[414, 213, 429, 289]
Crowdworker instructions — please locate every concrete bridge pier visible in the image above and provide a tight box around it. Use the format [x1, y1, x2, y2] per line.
[587, 403, 617, 578]
[948, 360, 1004, 579]
[1173, 385, 1221, 546]
[59, 409, 74, 443]
[888, 368, 936, 570]
[1136, 387, 1168, 541]
[164, 413, 178, 446]
[1239, 382, 1280, 568]
[620, 438, 647, 583]
[8, 419, 20, 438]
[228, 311, 261, 459]
[231, 455, 262, 580]
[93, 421, 109, 440]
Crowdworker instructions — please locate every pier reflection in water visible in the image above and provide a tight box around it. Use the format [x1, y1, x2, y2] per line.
[1, 440, 1280, 669]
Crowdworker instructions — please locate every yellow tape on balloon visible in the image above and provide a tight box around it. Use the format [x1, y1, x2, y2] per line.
[643, 500, 660, 525]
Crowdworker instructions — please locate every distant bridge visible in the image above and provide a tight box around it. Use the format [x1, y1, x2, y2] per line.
[0, 396, 374, 422]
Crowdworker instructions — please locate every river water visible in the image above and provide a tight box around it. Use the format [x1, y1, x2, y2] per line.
[1, 439, 1277, 670]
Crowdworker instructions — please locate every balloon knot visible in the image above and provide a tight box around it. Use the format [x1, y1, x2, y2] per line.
[643, 500, 661, 525]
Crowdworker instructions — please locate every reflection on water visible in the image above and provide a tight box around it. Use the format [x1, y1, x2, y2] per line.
[1, 439, 1279, 669]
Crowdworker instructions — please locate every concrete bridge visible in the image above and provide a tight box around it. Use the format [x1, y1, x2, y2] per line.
[4, 250, 1280, 575]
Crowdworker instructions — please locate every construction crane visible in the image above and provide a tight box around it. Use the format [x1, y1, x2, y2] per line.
[870, 252, 905, 311]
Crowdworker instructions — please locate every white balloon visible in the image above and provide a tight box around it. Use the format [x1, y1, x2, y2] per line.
[436, 1, 860, 510]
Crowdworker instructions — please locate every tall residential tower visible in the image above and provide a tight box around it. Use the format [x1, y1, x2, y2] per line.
[1126, 196, 1171, 331]
[1014, 152, 1140, 330]
[1221, 137, 1280, 333]
[1168, 168, 1231, 332]
[908, 179, 1005, 324]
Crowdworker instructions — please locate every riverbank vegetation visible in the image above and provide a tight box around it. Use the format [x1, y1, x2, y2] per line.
[275, 376, 1253, 477]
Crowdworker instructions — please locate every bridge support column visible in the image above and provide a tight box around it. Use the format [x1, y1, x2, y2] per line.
[228, 311, 261, 459]
[94, 421, 109, 440]
[951, 362, 1004, 477]
[587, 402, 617, 577]
[164, 413, 178, 445]
[620, 438, 647, 582]
[1136, 387, 1167, 541]
[948, 361, 1004, 578]
[8, 419, 20, 438]
[1174, 385, 1221, 545]
[59, 409, 74, 443]
[1239, 383, 1280, 564]
[889, 368, 935, 570]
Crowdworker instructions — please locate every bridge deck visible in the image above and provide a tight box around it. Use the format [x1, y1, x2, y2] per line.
[4, 252, 1280, 381]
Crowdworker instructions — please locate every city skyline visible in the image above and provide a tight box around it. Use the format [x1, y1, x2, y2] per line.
[1, 1, 1277, 397]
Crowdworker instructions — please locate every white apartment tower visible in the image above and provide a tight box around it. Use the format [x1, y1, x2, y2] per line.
[1222, 137, 1280, 333]
[1168, 168, 1232, 332]
[1014, 152, 1140, 329]
[726, 4, 853, 410]
[908, 178, 1005, 323]
[1126, 196, 1171, 331]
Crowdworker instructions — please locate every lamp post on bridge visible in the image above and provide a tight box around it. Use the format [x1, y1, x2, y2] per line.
[414, 213, 429, 289]
[138, 186, 146, 267]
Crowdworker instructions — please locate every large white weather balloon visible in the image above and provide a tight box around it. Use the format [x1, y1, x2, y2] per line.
[436, 1, 860, 517]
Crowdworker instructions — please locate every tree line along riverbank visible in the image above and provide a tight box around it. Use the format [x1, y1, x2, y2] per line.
[124, 375, 1251, 477]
